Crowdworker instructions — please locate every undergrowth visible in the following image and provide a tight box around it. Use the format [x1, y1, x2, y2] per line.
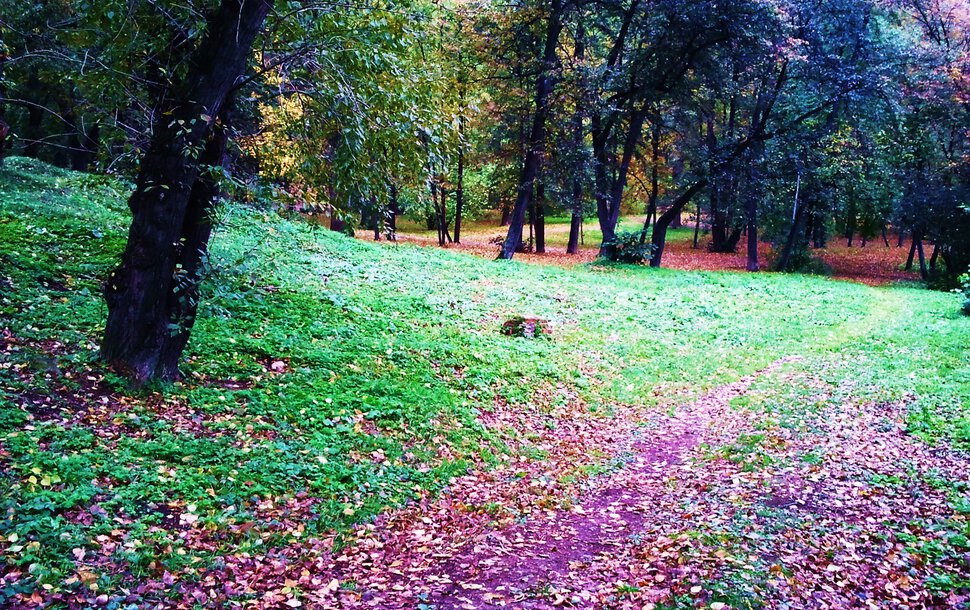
[1, 157, 967, 603]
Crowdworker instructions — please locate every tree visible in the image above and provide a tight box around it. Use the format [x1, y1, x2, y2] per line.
[498, 0, 565, 259]
[101, 0, 273, 382]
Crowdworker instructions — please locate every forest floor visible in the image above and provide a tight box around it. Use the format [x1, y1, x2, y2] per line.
[385, 217, 921, 286]
[2, 158, 969, 609]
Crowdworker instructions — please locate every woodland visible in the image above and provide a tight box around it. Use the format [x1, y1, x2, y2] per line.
[1, 0, 970, 608]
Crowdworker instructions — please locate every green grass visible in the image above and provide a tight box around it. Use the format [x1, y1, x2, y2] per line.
[396, 211, 697, 249]
[1, 157, 968, 601]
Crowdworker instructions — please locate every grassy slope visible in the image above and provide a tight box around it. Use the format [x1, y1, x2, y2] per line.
[0, 157, 967, 600]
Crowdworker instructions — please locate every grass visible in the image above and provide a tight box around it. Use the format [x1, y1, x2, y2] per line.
[395, 211, 696, 250]
[1, 157, 968, 603]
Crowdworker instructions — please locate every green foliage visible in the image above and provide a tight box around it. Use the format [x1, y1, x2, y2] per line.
[1, 159, 969, 601]
[958, 274, 970, 316]
[602, 231, 655, 265]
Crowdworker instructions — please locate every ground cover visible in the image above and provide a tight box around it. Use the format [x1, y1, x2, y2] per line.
[1, 158, 967, 608]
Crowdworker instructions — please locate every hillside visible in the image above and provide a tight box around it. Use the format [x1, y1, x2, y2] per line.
[1, 158, 969, 608]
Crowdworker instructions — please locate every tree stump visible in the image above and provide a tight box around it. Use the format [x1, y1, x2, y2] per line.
[501, 315, 551, 338]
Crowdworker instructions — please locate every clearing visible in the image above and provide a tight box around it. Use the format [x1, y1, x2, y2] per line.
[1, 158, 969, 609]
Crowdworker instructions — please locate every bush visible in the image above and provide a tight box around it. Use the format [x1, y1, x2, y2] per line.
[603, 231, 655, 264]
[958, 274, 970, 316]
[770, 244, 832, 276]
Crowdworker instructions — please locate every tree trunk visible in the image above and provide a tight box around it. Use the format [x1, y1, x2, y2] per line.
[640, 119, 661, 243]
[535, 179, 545, 253]
[454, 96, 465, 244]
[101, 0, 273, 383]
[567, 213, 582, 254]
[706, 113, 729, 252]
[775, 203, 807, 271]
[692, 200, 702, 249]
[595, 105, 647, 258]
[566, 18, 586, 256]
[0, 51, 7, 165]
[62, 101, 99, 171]
[916, 238, 928, 279]
[23, 98, 44, 158]
[500, 202, 512, 227]
[498, 0, 563, 260]
[906, 235, 918, 271]
[438, 186, 451, 245]
[745, 194, 758, 271]
[669, 207, 682, 228]
[153, 108, 231, 377]
[371, 197, 381, 241]
[651, 179, 708, 267]
[845, 207, 856, 247]
[330, 214, 346, 234]
[388, 184, 398, 240]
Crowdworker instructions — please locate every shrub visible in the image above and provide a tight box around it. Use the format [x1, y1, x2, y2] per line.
[957, 274, 970, 316]
[603, 231, 654, 264]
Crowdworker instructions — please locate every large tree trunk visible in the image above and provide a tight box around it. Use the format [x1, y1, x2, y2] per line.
[153, 109, 231, 376]
[595, 105, 647, 258]
[498, 0, 563, 260]
[101, 0, 273, 383]
[651, 179, 708, 267]
[775, 202, 807, 271]
[906, 234, 918, 271]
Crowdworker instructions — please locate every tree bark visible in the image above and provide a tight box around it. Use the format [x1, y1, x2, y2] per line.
[154, 108, 231, 377]
[692, 200, 701, 249]
[101, 0, 273, 383]
[0, 50, 7, 165]
[535, 179, 546, 253]
[498, 0, 563, 260]
[651, 179, 708, 267]
[640, 119, 661, 243]
[330, 214, 346, 234]
[595, 104, 647, 258]
[454, 92, 465, 244]
[775, 202, 807, 271]
[916, 238, 928, 279]
[388, 184, 398, 240]
[566, 17, 586, 256]
[906, 235, 918, 271]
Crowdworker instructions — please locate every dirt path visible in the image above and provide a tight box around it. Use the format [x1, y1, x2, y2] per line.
[315, 354, 970, 609]
[155, 351, 970, 609]
[425, 358, 798, 609]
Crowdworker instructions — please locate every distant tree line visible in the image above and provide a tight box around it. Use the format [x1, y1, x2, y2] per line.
[0, 0, 966, 381]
